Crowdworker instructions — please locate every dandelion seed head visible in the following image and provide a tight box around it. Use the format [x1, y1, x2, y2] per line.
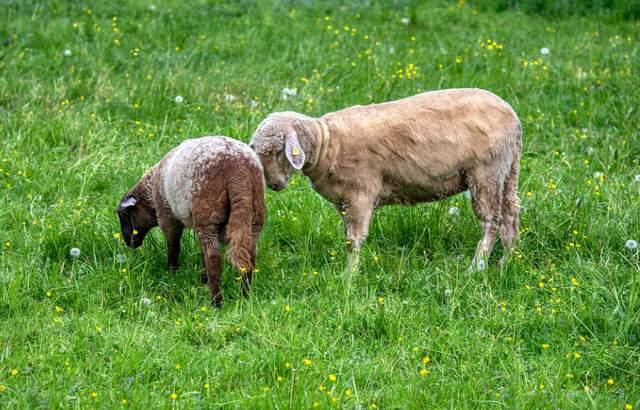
[70, 247, 81, 257]
[635, 174, 640, 182]
[626, 239, 638, 250]
[63, 49, 72, 57]
[116, 253, 126, 264]
[448, 206, 460, 216]
[280, 88, 297, 100]
[141, 297, 152, 306]
[400, 17, 410, 25]
[174, 95, 184, 104]
[540, 47, 550, 55]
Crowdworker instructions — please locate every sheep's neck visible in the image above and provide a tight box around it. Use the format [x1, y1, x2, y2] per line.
[302, 117, 330, 174]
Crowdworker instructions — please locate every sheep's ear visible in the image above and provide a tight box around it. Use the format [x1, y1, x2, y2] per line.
[117, 196, 137, 212]
[284, 133, 305, 170]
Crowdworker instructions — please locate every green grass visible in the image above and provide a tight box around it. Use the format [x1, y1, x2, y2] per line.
[1, 0, 639, 408]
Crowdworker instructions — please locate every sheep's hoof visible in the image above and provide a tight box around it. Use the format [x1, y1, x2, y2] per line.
[211, 297, 223, 309]
[200, 272, 208, 284]
[467, 259, 487, 273]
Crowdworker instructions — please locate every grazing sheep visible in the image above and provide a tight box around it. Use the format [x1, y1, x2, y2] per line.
[250, 88, 521, 271]
[116, 136, 265, 307]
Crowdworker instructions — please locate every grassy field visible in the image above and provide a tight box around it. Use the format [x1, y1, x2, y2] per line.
[1, 0, 639, 408]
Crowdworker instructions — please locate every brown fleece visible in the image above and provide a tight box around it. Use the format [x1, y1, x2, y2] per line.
[116, 136, 266, 307]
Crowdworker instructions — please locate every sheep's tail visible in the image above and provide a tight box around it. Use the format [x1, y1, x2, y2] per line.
[225, 174, 264, 273]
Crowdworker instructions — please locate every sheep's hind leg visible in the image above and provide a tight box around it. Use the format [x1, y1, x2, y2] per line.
[195, 225, 223, 307]
[469, 181, 503, 272]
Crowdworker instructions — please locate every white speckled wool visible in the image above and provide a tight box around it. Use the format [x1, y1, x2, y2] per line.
[160, 136, 261, 227]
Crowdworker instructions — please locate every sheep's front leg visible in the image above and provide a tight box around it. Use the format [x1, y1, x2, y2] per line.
[341, 198, 375, 272]
[160, 221, 183, 271]
[195, 225, 223, 307]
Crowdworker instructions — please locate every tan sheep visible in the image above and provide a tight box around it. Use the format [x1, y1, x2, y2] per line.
[116, 136, 266, 306]
[250, 88, 521, 271]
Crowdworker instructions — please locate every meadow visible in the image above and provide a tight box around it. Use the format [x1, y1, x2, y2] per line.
[1, 0, 639, 408]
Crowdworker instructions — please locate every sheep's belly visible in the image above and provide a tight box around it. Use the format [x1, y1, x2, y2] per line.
[379, 180, 466, 206]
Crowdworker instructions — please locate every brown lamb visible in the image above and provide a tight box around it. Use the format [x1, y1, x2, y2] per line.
[116, 136, 265, 307]
[250, 88, 521, 272]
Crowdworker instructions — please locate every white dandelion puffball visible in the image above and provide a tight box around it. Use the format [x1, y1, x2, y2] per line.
[69, 247, 81, 257]
[540, 47, 550, 55]
[592, 172, 604, 179]
[63, 49, 72, 57]
[174, 95, 184, 103]
[141, 297, 152, 306]
[388, 46, 396, 54]
[400, 17, 410, 25]
[448, 206, 460, 216]
[224, 93, 236, 103]
[249, 99, 259, 109]
[444, 288, 452, 298]
[476, 259, 486, 272]
[626, 239, 638, 250]
[635, 174, 640, 182]
[280, 87, 297, 100]
[115, 253, 127, 264]
[149, 4, 157, 11]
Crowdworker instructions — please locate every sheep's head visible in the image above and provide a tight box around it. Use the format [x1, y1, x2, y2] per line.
[249, 114, 306, 191]
[115, 194, 157, 248]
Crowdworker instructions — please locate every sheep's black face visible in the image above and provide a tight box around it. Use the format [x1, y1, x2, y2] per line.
[116, 195, 156, 249]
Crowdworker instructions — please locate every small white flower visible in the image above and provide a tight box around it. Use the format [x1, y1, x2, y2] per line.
[174, 95, 184, 103]
[448, 206, 460, 216]
[540, 47, 550, 55]
[141, 297, 152, 306]
[587, 147, 594, 155]
[63, 49, 72, 57]
[400, 17, 410, 25]
[115, 254, 127, 264]
[280, 88, 297, 100]
[69, 247, 81, 257]
[388, 47, 395, 54]
[149, 4, 157, 11]
[444, 288, 452, 298]
[249, 99, 259, 109]
[626, 239, 638, 250]
[635, 174, 640, 182]
[592, 172, 604, 178]
[224, 94, 236, 102]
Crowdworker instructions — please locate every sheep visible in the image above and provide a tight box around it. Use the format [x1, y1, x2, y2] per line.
[116, 136, 266, 307]
[250, 88, 521, 271]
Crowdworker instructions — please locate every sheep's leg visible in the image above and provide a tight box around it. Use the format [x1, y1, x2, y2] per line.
[469, 182, 503, 272]
[241, 239, 258, 296]
[341, 199, 374, 272]
[195, 225, 223, 307]
[499, 160, 521, 266]
[160, 221, 183, 271]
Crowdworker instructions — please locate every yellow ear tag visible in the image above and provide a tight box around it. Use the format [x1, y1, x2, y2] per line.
[292, 147, 301, 156]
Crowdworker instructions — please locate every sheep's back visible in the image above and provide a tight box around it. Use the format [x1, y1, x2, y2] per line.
[322, 88, 520, 184]
[157, 136, 262, 227]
